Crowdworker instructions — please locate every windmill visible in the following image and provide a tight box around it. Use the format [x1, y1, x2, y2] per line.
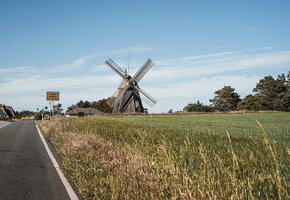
[105, 58, 157, 113]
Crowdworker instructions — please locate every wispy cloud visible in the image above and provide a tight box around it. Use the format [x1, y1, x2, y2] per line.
[146, 48, 290, 82]
[0, 75, 117, 95]
[44, 45, 153, 74]
[0, 45, 153, 76]
[147, 75, 259, 98]
[0, 66, 34, 73]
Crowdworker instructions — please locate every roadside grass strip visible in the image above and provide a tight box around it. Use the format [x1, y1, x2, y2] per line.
[36, 124, 79, 200]
[37, 113, 290, 199]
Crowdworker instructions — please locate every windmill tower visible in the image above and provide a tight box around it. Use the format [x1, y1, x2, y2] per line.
[105, 58, 157, 113]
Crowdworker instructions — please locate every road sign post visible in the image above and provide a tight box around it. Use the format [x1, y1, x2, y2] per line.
[46, 92, 60, 120]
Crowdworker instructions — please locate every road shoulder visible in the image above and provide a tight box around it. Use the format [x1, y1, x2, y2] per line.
[35, 122, 84, 200]
[0, 121, 10, 129]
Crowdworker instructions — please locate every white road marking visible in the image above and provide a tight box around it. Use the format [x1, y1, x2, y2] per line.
[0, 121, 10, 129]
[35, 124, 79, 200]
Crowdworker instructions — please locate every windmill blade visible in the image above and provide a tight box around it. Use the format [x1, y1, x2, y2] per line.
[107, 88, 123, 106]
[111, 84, 130, 106]
[105, 58, 128, 80]
[136, 86, 157, 107]
[106, 97, 115, 106]
[107, 80, 129, 106]
[133, 59, 154, 83]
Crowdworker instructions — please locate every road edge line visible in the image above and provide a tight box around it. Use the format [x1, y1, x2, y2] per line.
[35, 124, 79, 200]
[0, 122, 10, 129]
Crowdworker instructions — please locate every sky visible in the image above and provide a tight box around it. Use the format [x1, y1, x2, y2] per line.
[0, 0, 290, 113]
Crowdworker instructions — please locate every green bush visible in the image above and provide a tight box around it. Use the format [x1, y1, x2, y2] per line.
[34, 113, 42, 120]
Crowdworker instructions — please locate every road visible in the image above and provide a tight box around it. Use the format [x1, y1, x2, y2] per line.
[0, 121, 10, 129]
[0, 120, 78, 200]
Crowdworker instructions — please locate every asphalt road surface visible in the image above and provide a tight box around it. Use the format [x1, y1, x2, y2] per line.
[0, 120, 77, 200]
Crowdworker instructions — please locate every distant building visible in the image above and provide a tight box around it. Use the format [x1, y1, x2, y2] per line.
[0, 104, 15, 119]
[66, 107, 103, 117]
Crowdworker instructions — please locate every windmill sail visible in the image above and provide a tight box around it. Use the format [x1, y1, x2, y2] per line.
[107, 80, 129, 105]
[133, 59, 154, 83]
[111, 84, 130, 106]
[105, 58, 128, 80]
[136, 86, 157, 107]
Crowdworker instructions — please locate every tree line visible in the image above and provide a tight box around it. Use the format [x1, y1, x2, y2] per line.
[67, 98, 112, 113]
[183, 71, 290, 112]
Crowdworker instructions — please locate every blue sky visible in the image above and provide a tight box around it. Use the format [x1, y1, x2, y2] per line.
[0, 0, 289, 113]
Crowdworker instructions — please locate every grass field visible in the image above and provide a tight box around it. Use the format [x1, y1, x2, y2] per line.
[38, 112, 290, 199]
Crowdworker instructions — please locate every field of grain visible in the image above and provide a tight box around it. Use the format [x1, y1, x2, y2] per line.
[38, 112, 290, 199]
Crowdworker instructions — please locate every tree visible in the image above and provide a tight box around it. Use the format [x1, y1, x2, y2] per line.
[76, 100, 91, 108]
[34, 112, 42, 120]
[237, 95, 262, 111]
[168, 109, 173, 113]
[17, 110, 35, 118]
[253, 73, 288, 110]
[184, 100, 213, 112]
[90, 98, 112, 113]
[210, 86, 241, 111]
[66, 104, 76, 112]
[67, 98, 113, 114]
[273, 92, 290, 111]
[53, 103, 63, 114]
[287, 70, 290, 89]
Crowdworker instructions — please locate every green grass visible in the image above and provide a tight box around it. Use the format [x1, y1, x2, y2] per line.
[111, 112, 290, 142]
[38, 112, 290, 199]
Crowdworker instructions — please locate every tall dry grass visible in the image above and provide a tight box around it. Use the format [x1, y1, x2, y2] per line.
[37, 115, 290, 199]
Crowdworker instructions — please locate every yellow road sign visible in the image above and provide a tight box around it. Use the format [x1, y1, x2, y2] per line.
[46, 92, 60, 101]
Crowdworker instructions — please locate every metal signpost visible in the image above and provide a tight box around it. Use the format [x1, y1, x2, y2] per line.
[46, 92, 60, 119]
